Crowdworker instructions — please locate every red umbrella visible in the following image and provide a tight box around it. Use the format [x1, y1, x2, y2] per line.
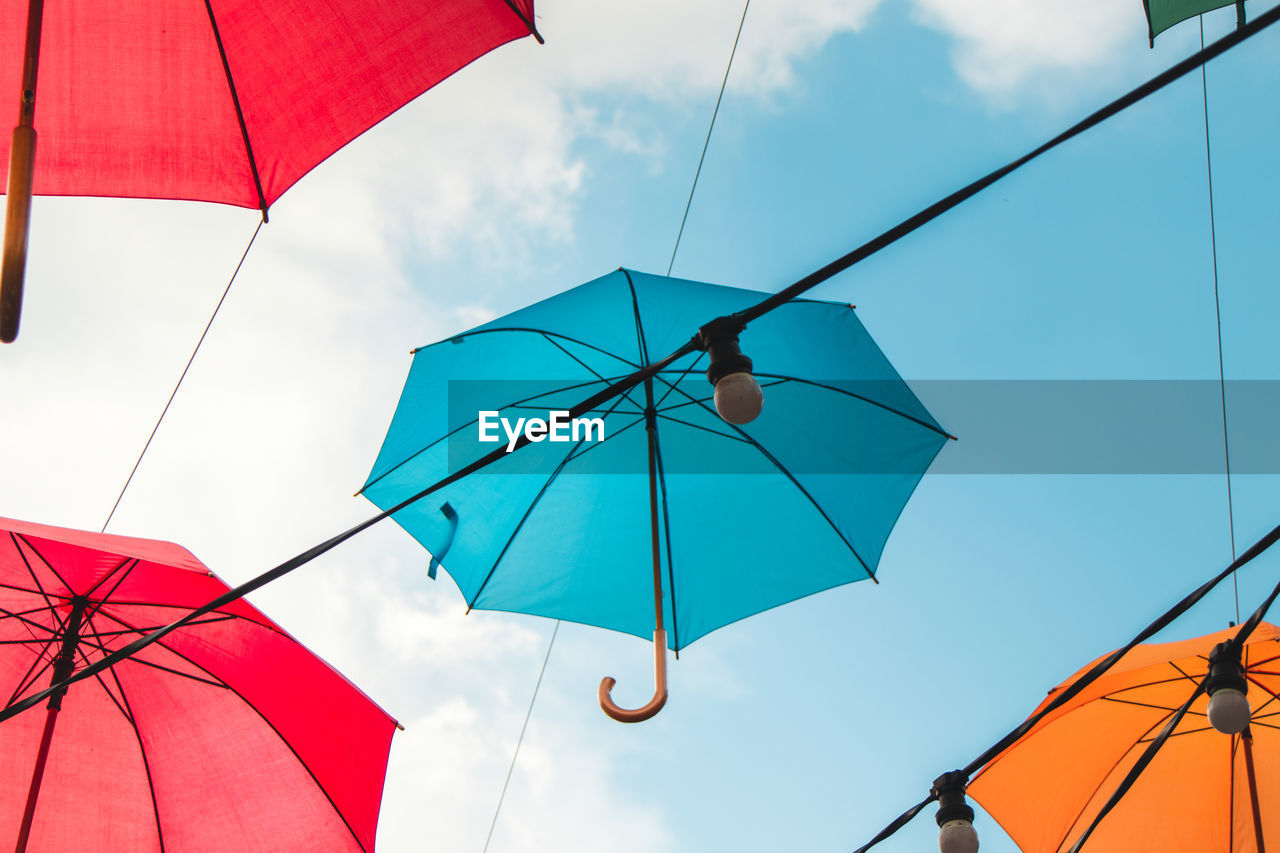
[0, 515, 399, 852]
[0, 0, 539, 341]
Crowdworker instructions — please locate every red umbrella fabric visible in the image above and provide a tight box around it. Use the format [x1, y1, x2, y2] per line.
[0, 0, 536, 208]
[0, 516, 398, 852]
[0, 0, 538, 340]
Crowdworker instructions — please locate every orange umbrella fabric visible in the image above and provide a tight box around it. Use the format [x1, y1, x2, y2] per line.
[970, 622, 1280, 853]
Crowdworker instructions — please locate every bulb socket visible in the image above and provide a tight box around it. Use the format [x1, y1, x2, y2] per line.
[698, 315, 753, 386]
[933, 771, 975, 827]
[1206, 641, 1248, 697]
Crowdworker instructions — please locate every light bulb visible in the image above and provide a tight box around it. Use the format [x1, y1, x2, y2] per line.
[938, 818, 979, 853]
[1207, 687, 1251, 734]
[713, 371, 763, 424]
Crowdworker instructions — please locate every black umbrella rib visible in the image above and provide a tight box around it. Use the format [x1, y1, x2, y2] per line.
[75, 632, 226, 690]
[538, 333, 647, 414]
[85, 615, 238, 637]
[547, 411, 646, 468]
[72, 625, 134, 724]
[642, 375, 877, 581]
[98, 656, 167, 853]
[6, 637, 58, 708]
[360, 372, 634, 494]
[0, 581, 66, 599]
[651, 349, 707, 412]
[202, 0, 268, 219]
[61, 601, 376, 849]
[621, 269, 653, 367]
[10, 534, 66, 630]
[86, 608, 235, 690]
[650, 421, 681, 653]
[655, 412, 753, 444]
[466, 390, 639, 611]
[425, 328, 642, 371]
[500, 0, 544, 44]
[1099, 695, 1207, 718]
[93, 613, 368, 851]
[86, 557, 141, 603]
[751, 374, 954, 441]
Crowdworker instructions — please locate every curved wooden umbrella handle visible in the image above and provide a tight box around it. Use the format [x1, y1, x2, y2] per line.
[598, 629, 668, 723]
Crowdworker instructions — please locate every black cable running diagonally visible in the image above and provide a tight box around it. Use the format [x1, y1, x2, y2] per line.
[641, 367, 879, 582]
[85, 604, 372, 852]
[6, 8, 1280, 729]
[465, 387, 643, 611]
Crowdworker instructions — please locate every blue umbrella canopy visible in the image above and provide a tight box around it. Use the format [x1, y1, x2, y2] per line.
[362, 269, 947, 708]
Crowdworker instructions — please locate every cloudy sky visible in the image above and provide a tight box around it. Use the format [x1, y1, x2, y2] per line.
[3, 1, 1280, 851]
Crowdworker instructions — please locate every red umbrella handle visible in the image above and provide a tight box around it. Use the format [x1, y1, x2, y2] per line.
[598, 629, 668, 724]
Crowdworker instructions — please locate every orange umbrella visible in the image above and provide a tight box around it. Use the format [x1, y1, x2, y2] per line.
[969, 622, 1280, 853]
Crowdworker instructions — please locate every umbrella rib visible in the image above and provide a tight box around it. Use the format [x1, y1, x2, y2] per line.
[361, 373, 637, 494]
[102, 665, 168, 853]
[656, 412, 754, 444]
[87, 610, 367, 851]
[86, 615, 239, 637]
[651, 349, 707, 412]
[0, 580, 67, 599]
[1100, 695, 1208, 718]
[621, 269, 653, 366]
[645, 378, 878, 581]
[538, 333, 647, 414]
[81, 602, 282, 637]
[467, 392, 638, 611]
[650, 420, 682, 653]
[76, 632, 227, 690]
[201, 0, 268, 217]
[434, 328, 642, 371]
[0, 603, 64, 631]
[72, 625, 133, 724]
[10, 534, 67, 631]
[84, 610, 236, 689]
[85, 557, 141, 603]
[1053, 737, 1150, 853]
[6, 637, 58, 708]
[550, 412, 646, 468]
[752, 374, 952, 440]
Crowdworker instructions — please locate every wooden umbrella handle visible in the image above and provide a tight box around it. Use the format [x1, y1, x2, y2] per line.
[598, 629, 668, 723]
[2, 124, 37, 343]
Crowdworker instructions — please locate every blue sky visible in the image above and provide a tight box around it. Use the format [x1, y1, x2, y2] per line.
[2, 1, 1280, 851]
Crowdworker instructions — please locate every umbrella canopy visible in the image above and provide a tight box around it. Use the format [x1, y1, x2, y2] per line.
[0, 515, 398, 852]
[970, 622, 1280, 853]
[1, 0, 538, 339]
[361, 268, 948, 717]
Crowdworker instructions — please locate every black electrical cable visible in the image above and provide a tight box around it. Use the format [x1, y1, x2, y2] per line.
[851, 518, 1280, 853]
[5, 2, 1278, 726]
[1068, 553, 1280, 852]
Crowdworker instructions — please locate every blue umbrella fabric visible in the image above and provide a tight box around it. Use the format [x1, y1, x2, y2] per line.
[361, 268, 947, 693]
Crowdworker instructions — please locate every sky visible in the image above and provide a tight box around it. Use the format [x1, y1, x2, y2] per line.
[2, 1, 1280, 851]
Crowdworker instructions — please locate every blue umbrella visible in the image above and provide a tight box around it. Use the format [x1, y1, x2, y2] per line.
[361, 268, 949, 721]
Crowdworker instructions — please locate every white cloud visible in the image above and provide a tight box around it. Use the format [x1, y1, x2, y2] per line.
[911, 0, 1147, 102]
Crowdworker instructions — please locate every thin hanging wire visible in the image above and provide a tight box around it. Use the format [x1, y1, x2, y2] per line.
[481, 8, 747, 845]
[9, 6, 1278, 730]
[101, 219, 264, 533]
[481, 620, 559, 853]
[667, 0, 750, 276]
[1200, 17, 1238, 620]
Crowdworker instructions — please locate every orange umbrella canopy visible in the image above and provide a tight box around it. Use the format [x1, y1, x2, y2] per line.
[970, 622, 1280, 853]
